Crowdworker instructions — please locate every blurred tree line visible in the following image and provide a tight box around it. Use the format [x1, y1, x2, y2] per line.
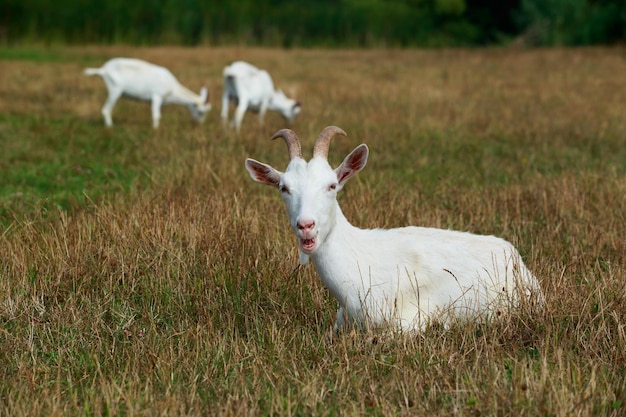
[1, 0, 624, 47]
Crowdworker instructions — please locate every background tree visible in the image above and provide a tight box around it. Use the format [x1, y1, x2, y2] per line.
[0, 0, 624, 46]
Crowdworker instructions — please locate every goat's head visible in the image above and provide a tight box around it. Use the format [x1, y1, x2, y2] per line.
[245, 126, 368, 260]
[191, 87, 212, 123]
[271, 89, 302, 123]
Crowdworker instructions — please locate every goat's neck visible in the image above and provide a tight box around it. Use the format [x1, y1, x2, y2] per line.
[308, 204, 366, 308]
[311, 204, 361, 263]
[267, 96, 282, 112]
[268, 91, 290, 114]
[168, 83, 201, 106]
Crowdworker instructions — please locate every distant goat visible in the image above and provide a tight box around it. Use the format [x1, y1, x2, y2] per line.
[245, 126, 543, 332]
[84, 58, 211, 128]
[221, 61, 301, 133]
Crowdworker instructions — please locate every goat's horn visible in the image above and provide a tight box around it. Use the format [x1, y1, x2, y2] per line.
[313, 126, 347, 159]
[271, 129, 302, 160]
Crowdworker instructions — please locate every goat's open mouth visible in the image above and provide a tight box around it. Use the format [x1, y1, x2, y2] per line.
[300, 236, 317, 253]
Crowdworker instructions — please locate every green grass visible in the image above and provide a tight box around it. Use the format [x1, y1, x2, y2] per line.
[0, 46, 625, 416]
[0, 46, 65, 62]
[0, 113, 142, 223]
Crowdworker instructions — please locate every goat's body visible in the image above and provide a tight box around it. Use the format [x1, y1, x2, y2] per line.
[221, 61, 301, 132]
[85, 58, 210, 128]
[246, 127, 543, 333]
[312, 214, 540, 330]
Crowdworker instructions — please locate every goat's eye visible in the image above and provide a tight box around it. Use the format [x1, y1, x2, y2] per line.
[279, 184, 290, 194]
[328, 183, 338, 191]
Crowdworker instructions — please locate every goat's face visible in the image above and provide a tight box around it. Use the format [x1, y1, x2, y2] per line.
[245, 127, 368, 256]
[190, 103, 211, 124]
[279, 157, 341, 254]
[272, 90, 302, 123]
[190, 87, 212, 123]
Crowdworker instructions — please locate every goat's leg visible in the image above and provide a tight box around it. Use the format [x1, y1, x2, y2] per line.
[220, 93, 230, 129]
[258, 100, 269, 128]
[234, 100, 247, 133]
[151, 95, 163, 129]
[333, 307, 349, 331]
[101, 89, 122, 127]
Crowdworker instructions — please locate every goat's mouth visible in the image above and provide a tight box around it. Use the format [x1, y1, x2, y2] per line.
[300, 235, 318, 253]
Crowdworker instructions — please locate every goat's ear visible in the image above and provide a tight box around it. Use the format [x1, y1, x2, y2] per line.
[335, 144, 369, 186]
[199, 87, 209, 104]
[245, 158, 282, 187]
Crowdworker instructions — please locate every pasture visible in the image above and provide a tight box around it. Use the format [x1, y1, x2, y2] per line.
[0, 46, 625, 416]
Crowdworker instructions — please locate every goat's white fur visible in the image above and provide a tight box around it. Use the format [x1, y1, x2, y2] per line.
[221, 61, 301, 133]
[84, 58, 211, 128]
[245, 126, 543, 332]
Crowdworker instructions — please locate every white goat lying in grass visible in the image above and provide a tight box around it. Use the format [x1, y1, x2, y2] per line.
[221, 61, 301, 133]
[245, 126, 543, 332]
[84, 58, 211, 128]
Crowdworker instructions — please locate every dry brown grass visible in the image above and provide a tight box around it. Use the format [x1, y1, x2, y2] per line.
[0, 46, 625, 416]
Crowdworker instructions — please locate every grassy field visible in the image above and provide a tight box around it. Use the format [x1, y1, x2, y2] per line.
[0, 45, 625, 416]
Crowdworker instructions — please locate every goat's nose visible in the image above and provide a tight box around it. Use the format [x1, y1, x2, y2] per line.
[297, 220, 315, 232]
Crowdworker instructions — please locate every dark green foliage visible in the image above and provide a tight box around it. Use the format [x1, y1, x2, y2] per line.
[1, 0, 624, 47]
[514, 0, 626, 45]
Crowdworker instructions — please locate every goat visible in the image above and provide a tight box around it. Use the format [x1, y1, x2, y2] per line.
[84, 58, 211, 128]
[245, 126, 543, 332]
[221, 61, 301, 133]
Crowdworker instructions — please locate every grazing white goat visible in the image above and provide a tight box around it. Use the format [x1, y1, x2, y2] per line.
[84, 58, 211, 128]
[221, 61, 301, 133]
[245, 126, 543, 332]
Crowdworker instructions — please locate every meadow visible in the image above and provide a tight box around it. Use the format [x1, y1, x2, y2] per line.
[0, 45, 625, 416]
